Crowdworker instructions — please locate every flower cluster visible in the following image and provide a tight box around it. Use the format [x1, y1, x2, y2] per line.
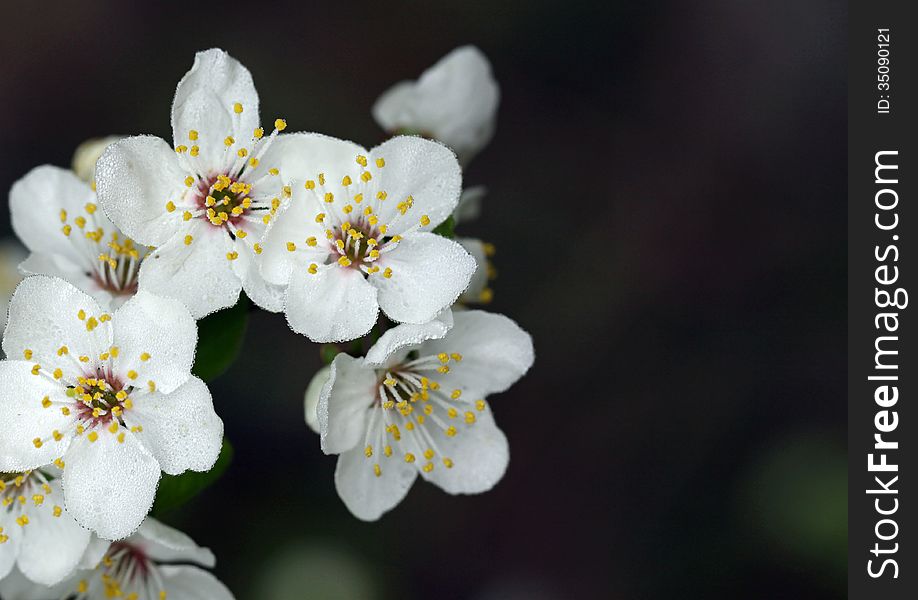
[1, 45, 532, 597]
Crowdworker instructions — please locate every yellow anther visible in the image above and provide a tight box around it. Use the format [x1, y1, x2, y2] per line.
[224, 136, 235, 146]
[108, 422, 119, 434]
[242, 197, 252, 208]
[286, 242, 296, 252]
[318, 173, 326, 185]
[30, 364, 41, 376]
[85, 202, 97, 214]
[254, 243, 263, 254]
[377, 191, 387, 201]
[59, 209, 68, 222]
[437, 352, 450, 363]
[249, 157, 260, 168]
[383, 267, 393, 279]
[53, 368, 63, 380]
[100, 313, 111, 322]
[424, 448, 435, 460]
[32, 437, 42, 448]
[61, 407, 70, 416]
[235, 228, 247, 237]
[445, 426, 458, 437]
[53, 430, 63, 441]
[110, 346, 119, 357]
[404, 453, 416, 463]
[254, 127, 264, 139]
[16, 515, 29, 527]
[74, 216, 86, 229]
[61, 224, 72, 236]
[23, 349, 33, 360]
[184, 176, 195, 187]
[226, 251, 239, 261]
[422, 462, 434, 473]
[140, 352, 151, 361]
[364, 445, 373, 458]
[127, 370, 138, 380]
[188, 129, 199, 141]
[420, 214, 431, 226]
[304, 180, 315, 190]
[307, 263, 318, 275]
[337, 256, 352, 267]
[269, 167, 279, 176]
[375, 157, 385, 168]
[233, 102, 244, 113]
[274, 118, 287, 131]
[343, 204, 353, 214]
[306, 236, 317, 247]
[118, 432, 126, 443]
[87, 431, 98, 442]
[85, 317, 99, 331]
[237, 148, 248, 158]
[451, 353, 463, 361]
[476, 400, 486, 411]
[184, 234, 193, 246]
[190, 145, 200, 156]
[315, 213, 326, 223]
[356, 155, 367, 167]
[53, 505, 62, 517]
[41, 396, 52, 408]
[361, 171, 372, 182]
[54, 458, 65, 469]
[443, 457, 454, 469]
[373, 464, 382, 477]
[379, 224, 388, 234]
[175, 145, 187, 153]
[465, 411, 477, 424]
[205, 196, 216, 207]
[324, 192, 335, 203]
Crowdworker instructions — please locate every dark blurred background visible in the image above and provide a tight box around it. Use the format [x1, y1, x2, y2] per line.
[0, 1, 847, 598]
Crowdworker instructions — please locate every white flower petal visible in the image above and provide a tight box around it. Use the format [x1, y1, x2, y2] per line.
[137, 225, 242, 319]
[95, 135, 187, 246]
[285, 265, 378, 343]
[257, 132, 365, 181]
[18, 253, 96, 299]
[111, 290, 195, 394]
[10, 166, 95, 260]
[159, 565, 235, 600]
[78, 536, 111, 569]
[372, 46, 499, 165]
[373, 233, 475, 324]
[424, 310, 534, 397]
[232, 243, 285, 312]
[317, 354, 374, 455]
[0, 362, 72, 471]
[0, 530, 21, 581]
[458, 238, 489, 304]
[259, 187, 330, 287]
[304, 365, 330, 434]
[62, 431, 160, 540]
[420, 404, 508, 494]
[369, 136, 462, 235]
[3, 275, 112, 378]
[137, 518, 215, 568]
[18, 479, 92, 586]
[0, 567, 70, 600]
[334, 444, 417, 521]
[171, 48, 259, 170]
[72, 136, 124, 182]
[128, 376, 222, 476]
[364, 309, 453, 367]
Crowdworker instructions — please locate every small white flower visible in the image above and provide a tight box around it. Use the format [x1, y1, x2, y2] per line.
[372, 46, 500, 166]
[258, 134, 477, 343]
[60, 517, 234, 600]
[0, 276, 223, 540]
[0, 468, 95, 586]
[10, 166, 148, 310]
[95, 48, 291, 318]
[317, 310, 534, 521]
[71, 136, 124, 183]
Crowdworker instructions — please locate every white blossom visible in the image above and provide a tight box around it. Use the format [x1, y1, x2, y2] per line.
[257, 134, 476, 343]
[0, 276, 223, 540]
[372, 46, 500, 166]
[0, 467, 101, 586]
[95, 48, 292, 318]
[60, 517, 233, 600]
[317, 310, 533, 520]
[10, 166, 147, 310]
[71, 137, 124, 183]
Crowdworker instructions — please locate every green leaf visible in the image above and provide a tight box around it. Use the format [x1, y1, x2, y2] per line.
[152, 438, 234, 516]
[431, 215, 456, 239]
[192, 297, 249, 382]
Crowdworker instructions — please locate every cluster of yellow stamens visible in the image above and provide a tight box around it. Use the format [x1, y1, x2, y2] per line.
[0, 470, 65, 544]
[58, 201, 146, 295]
[165, 101, 289, 262]
[291, 154, 433, 278]
[363, 350, 485, 478]
[74, 541, 170, 600]
[25, 308, 154, 452]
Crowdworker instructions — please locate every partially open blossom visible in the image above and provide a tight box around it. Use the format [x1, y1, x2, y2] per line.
[0, 276, 223, 540]
[372, 46, 500, 166]
[61, 517, 234, 600]
[95, 48, 291, 318]
[10, 166, 147, 310]
[304, 365, 330, 434]
[317, 310, 533, 520]
[258, 134, 476, 343]
[0, 467, 99, 586]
